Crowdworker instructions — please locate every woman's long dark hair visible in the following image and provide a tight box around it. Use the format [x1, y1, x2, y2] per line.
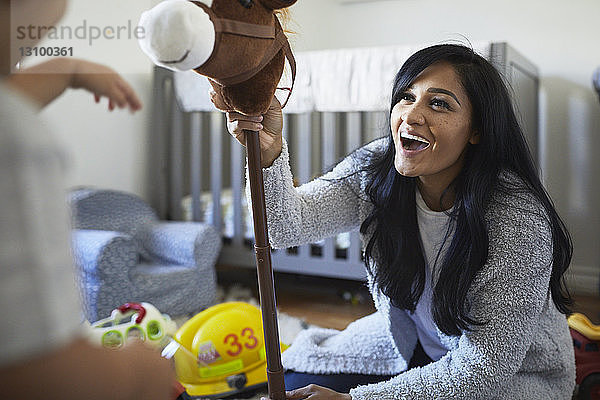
[360, 44, 572, 336]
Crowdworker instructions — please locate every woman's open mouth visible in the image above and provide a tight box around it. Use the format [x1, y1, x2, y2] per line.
[400, 131, 431, 152]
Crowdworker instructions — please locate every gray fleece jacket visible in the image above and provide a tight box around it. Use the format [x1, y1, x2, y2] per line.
[250, 137, 575, 399]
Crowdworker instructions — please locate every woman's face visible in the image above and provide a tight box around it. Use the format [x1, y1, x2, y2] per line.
[390, 62, 478, 180]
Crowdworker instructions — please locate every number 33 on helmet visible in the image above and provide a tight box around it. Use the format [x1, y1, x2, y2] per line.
[173, 301, 289, 398]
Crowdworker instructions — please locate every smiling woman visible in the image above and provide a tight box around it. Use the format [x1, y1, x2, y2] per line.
[226, 43, 575, 399]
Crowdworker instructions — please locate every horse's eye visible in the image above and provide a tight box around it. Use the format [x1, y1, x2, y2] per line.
[238, 0, 253, 8]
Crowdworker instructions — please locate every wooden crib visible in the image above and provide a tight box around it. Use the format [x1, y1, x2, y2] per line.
[147, 42, 539, 281]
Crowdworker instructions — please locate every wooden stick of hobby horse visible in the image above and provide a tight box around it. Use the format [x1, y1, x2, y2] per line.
[245, 129, 286, 400]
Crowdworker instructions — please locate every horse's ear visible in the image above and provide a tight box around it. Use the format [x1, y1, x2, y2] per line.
[260, 0, 297, 10]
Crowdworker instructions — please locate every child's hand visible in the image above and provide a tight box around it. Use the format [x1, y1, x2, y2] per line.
[71, 60, 142, 112]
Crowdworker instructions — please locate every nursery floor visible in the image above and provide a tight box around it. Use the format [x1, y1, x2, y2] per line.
[217, 265, 376, 330]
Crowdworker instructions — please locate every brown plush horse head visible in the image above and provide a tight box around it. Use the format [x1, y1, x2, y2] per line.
[139, 0, 296, 116]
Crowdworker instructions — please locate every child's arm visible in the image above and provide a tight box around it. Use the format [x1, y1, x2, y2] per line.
[5, 58, 142, 111]
[0, 338, 175, 400]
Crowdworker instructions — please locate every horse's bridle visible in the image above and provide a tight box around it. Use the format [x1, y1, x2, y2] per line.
[192, 1, 296, 108]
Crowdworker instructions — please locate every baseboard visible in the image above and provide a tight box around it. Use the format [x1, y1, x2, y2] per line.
[566, 264, 600, 296]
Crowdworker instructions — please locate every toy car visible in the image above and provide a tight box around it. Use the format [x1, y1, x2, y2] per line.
[568, 313, 600, 400]
[87, 302, 177, 350]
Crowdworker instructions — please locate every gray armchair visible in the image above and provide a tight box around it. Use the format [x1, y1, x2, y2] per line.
[69, 188, 221, 322]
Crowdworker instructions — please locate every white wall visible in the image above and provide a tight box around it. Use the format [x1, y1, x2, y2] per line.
[35, 0, 155, 197]
[37, 0, 600, 292]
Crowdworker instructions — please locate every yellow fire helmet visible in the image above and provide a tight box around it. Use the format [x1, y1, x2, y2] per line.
[173, 301, 288, 398]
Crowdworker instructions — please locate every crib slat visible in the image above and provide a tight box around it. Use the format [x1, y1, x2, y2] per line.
[322, 112, 337, 170]
[210, 113, 223, 234]
[169, 96, 184, 221]
[297, 113, 312, 185]
[346, 112, 362, 153]
[297, 113, 312, 258]
[190, 112, 203, 222]
[151, 69, 171, 219]
[231, 135, 244, 246]
[346, 112, 363, 263]
[321, 112, 337, 261]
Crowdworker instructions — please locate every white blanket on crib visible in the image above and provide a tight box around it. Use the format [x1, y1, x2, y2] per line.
[173, 42, 493, 113]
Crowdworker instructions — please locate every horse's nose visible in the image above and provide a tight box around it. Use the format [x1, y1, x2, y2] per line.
[138, 0, 215, 71]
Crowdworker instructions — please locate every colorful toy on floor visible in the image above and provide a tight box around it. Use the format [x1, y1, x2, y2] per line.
[568, 313, 600, 400]
[170, 302, 288, 399]
[87, 302, 177, 349]
[87, 302, 188, 400]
